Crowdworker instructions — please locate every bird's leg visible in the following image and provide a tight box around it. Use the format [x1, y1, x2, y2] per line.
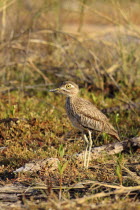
[86, 130, 93, 168]
[83, 133, 89, 168]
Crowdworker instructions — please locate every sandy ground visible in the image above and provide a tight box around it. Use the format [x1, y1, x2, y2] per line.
[60, 23, 140, 41]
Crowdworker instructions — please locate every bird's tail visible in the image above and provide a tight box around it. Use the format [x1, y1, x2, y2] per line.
[105, 123, 120, 141]
[110, 131, 120, 141]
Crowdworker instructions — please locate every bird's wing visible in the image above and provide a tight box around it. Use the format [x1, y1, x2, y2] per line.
[75, 98, 112, 132]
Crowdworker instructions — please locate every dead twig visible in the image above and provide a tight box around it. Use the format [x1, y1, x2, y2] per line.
[122, 166, 140, 185]
[22, 180, 140, 192]
[71, 185, 140, 204]
[27, 60, 51, 84]
[89, 136, 140, 157]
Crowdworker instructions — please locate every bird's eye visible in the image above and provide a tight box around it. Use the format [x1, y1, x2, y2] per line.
[66, 84, 71, 89]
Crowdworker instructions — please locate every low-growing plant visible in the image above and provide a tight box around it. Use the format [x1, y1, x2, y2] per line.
[57, 144, 68, 200]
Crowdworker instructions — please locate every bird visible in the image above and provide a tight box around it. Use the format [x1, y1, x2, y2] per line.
[50, 81, 120, 169]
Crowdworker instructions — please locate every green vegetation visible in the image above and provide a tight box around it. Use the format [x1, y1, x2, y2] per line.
[0, 0, 140, 209]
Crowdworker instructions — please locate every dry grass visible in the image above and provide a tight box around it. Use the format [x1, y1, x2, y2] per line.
[0, 0, 140, 209]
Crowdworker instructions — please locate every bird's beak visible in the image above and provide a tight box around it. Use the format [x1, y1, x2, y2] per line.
[49, 88, 60, 92]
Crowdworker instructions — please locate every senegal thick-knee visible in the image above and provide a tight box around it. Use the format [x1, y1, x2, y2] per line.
[50, 81, 120, 168]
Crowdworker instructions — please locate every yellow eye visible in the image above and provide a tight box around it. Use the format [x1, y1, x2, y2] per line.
[66, 84, 71, 89]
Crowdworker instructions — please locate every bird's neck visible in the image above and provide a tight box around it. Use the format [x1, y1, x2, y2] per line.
[67, 94, 78, 101]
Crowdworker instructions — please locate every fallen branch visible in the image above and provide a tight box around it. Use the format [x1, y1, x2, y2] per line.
[23, 180, 140, 192]
[70, 185, 140, 205]
[1, 180, 139, 207]
[77, 136, 140, 161]
[122, 166, 140, 185]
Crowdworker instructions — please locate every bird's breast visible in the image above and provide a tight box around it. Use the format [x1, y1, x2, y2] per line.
[65, 97, 83, 130]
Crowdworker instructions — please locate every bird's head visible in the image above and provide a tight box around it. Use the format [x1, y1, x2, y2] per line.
[50, 81, 79, 96]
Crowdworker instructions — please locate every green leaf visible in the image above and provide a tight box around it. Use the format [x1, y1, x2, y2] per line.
[58, 144, 65, 158]
[60, 161, 68, 174]
[57, 162, 62, 173]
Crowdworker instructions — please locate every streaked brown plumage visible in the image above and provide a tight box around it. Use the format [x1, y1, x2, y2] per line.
[66, 95, 120, 140]
[50, 81, 120, 168]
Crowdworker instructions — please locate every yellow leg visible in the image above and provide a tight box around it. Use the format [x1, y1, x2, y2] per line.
[86, 130, 92, 168]
[83, 134, 89, 168]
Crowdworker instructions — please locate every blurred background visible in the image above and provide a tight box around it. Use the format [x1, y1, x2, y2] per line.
[0, 0, 140, 92]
